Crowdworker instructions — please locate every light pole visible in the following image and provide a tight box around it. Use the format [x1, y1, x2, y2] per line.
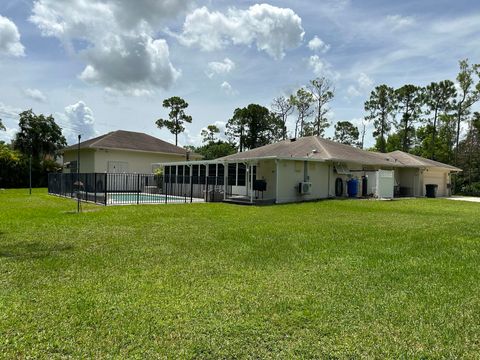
[29, 152, 32, 195]
[77, 134, 81, 213]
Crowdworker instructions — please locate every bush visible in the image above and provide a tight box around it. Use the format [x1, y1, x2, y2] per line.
[0, 144, 61, 188]
[460, 182, 480, 197]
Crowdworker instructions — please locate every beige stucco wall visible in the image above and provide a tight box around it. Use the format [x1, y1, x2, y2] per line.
[255, 160, 277, 200]
[93, 149, 187, 173]
[394, 167, 451, 197]
[422, 168, 450, 197]
[326, 162, 381, 198]
[275, 159, 330, 204]
[394, 168, 421, 196]
[63, 149, 96, 173]
[63, 148, 189, 174]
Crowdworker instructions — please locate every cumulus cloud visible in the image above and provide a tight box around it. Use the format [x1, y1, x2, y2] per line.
[30, 0, 185, 94]
[308, 55, 338, 80]
[78, 33, 179, 94]
[24, 88, 47, 102]
[0, 102, 21, 142]
[181, 120, 228, 147]
[220, 81, 237, 95]
[175, 4, 304, 59]
[307, 36, 330, 53]
[0, 15, 25, 57]
[108, 0, 193, 29]
[206, 58, 235, 78]
[347, 72, 374, 97]
[211, 121, 227, 140]
[57, 101, 96, 144]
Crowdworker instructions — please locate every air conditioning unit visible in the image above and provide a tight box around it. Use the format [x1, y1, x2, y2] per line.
[298, 182, 312, 195]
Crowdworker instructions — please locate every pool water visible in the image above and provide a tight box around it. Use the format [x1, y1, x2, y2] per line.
[108, 193, 189, 203]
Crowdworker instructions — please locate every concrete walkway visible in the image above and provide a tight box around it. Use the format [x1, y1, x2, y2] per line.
[447, 196, 480, 203]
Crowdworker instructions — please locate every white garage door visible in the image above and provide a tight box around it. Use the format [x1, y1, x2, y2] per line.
[423, 170, 447, 197]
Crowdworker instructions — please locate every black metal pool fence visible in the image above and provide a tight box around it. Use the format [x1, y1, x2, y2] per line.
[48, 173, 228, 205]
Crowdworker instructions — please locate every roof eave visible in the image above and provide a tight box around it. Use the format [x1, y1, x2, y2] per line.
[64, 146, 189, 157]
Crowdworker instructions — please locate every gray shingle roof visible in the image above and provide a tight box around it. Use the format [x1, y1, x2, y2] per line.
[219, 136, 461, 171]
[63, 130, 189, 156]
[387, 150, 461, 171]
[219, 136, 397, 167]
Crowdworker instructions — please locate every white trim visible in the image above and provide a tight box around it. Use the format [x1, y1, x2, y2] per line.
[275, 159, 279, 204]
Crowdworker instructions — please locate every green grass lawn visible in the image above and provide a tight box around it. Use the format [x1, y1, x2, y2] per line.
[1, 189, 479, 358]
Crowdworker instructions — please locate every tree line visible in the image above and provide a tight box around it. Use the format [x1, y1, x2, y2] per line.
[1, 59, 478, 193]
[158, 59, 479, 194]
[364, 59, 480, 193]
[0, 110, 66, 188]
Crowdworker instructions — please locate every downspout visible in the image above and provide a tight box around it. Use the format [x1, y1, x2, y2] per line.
[223, 161, 228, 200]
[250, 162, 254, 204]
[327, 163, 331, 198]
[275, 159, 279, 204]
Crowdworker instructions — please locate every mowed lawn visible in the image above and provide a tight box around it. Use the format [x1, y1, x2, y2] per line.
[1, 189, 479, 358]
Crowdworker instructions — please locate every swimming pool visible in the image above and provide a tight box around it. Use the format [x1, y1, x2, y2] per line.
[108, 193, 203, 204]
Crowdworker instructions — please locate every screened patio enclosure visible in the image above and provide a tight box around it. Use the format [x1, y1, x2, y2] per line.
[155, 159, 277, 204]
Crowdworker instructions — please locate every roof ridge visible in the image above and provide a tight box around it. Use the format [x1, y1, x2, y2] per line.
[88, 131, 117, 148]
[313, 136, 332, 159]
[391, 150, 425, 167]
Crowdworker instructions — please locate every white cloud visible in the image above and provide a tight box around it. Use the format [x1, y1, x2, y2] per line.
[78, 33, 180, 94]
[347, 85, 361, 97]
[179, 128, 200, 147]
[57, 101, 96, 145]
[0, 102, 21, 119]
[108, 0, 193, 29]
[220, 81, 237, 95]
[386, 15, 415, 31]
[308, 55, 326, 76]
[30, 0, 185, 94]
[206, 58, 235, 78]
[0, 15, 25, 57]
[0, 125, 17, 143]
[307, 35, 330, 53]
[24, 88, 47, 102]
[0, 102, 21, 142]
[212, 121, 227, 140]
[175, 4, 305, 60]
[358, 72, 374, 89]
[347, 72, 374, 98]
[308, 55, 338, 79]
[182, 120, 228, 147]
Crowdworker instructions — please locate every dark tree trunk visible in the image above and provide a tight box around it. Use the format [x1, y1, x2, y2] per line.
[431, 107, 438, 160]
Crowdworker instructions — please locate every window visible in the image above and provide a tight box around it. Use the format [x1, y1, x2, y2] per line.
[208, 164, 217, 177]
[192, 165, 199, 184]
[199, 165, 206, 184]
[217, 164, 224, 185]
[228, 164, 236, 185]
[69, 161, 78, 173]
[238, 164, 246, 186]
[178, 165, 184, 184]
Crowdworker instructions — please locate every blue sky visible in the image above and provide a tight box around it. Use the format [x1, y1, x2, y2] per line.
[0, 0, 479, 147]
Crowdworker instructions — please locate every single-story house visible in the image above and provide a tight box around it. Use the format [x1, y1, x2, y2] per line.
[62, 130, 201, 174]
[155, 136, 461, 204]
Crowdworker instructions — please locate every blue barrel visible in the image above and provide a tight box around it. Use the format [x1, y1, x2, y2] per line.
[347, 178, 358, 198]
